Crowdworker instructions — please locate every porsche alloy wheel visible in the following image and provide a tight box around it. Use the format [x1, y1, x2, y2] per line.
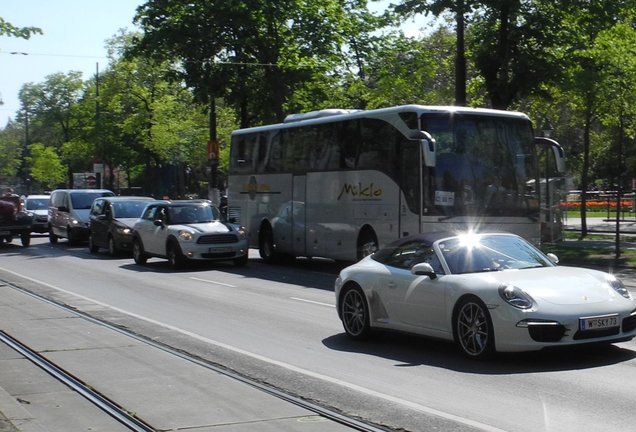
[341, 286, 370, 339]
[455, 297, 494, 359]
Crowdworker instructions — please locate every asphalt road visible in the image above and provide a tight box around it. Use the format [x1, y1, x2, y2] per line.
[1, 236, 636, 432]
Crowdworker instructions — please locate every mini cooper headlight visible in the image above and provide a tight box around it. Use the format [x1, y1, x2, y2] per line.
[237, 226, 247, 240]
[178, 230, 194, 242]
[608, 275, 631, 299]
[499, 284, 534, 310]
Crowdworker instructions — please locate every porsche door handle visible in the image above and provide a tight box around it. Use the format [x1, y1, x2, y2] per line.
[387, 282, 397, 289]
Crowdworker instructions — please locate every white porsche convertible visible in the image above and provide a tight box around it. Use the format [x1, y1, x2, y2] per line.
[335, 232, 636, 359]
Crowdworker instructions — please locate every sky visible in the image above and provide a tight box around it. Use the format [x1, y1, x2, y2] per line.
[0, 1, 427, 128]
[0, 0, 143, 126]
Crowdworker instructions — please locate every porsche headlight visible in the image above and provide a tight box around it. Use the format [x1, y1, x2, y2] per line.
[116, 227, 131, 235]
[499, 284, 534, 310]
[608, 276, 631, 299]
[178, 230, 194, 242]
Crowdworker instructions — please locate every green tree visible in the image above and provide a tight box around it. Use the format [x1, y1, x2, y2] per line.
[18, 72, 91, 185]
[393, 0, 472, 105]
[0, 121, 24, 177]
[95, 31, 220, 197]
[543, 0, 632, 237]
[363, 27, 456, 108]
[132, 0, 381, 126]
[0, 17, 41, 39]
[26, 143, 66, 189]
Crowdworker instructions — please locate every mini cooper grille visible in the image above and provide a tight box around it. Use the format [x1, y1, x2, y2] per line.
[527, 323, 567, 342]
[197, 233, 238, 244]
[622, 313, 636, 333]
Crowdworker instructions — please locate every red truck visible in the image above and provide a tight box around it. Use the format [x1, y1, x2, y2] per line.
[0, 194, 32, 246]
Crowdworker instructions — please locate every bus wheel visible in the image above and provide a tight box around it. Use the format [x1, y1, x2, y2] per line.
[259, 225, 279, 263]
[357, 230, 378, 261]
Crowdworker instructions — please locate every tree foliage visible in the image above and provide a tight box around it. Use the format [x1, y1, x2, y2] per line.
[0, 17, 42, 39]
[26, 143, 66, 189]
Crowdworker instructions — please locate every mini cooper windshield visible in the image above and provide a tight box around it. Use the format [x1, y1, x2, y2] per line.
[168, 204, 220, 225]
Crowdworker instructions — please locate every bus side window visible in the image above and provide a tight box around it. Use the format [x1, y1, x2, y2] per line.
[358, 119, 395, 176]
[313, 124, 340, 170]
[255, 133, 268, 173]
[340, 120, 360, 169]
[266, 131, 283, 173]
[231, 134, 256, 174]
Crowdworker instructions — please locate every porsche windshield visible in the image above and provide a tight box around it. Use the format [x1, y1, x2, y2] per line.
[438, 234, 553, 274]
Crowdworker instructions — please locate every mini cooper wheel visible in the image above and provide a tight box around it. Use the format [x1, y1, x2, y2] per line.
[132, 238, 147, 265]
[454, 297, 494, 359]
[167, 241, 186, 269]
[340, 286, 370, 339]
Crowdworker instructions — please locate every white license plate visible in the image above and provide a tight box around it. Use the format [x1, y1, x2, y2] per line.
[579, 314, 619, 331]
[209, 247, 232, 253]
[0, 231, 10, 236]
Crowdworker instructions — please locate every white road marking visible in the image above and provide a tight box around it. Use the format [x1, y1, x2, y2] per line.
[0, 266, 506, 432]
[189, 277, 236, 288]
[291, 297, 335, 308]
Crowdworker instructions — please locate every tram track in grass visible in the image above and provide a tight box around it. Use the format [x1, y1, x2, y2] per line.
[0, 280, 390, 432]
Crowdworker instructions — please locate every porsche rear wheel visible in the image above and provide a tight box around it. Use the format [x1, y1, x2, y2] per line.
[340, 286, 370, 339]
[454, 297, 494, 359]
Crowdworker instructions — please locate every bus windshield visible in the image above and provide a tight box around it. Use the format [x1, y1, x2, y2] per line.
[422, 113, 538, 218]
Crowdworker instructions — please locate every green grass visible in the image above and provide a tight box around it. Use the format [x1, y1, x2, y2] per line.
[563, 210, 631, 219]
[542, 243, 636, 269]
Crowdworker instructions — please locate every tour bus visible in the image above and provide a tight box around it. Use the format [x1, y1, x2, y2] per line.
[228, 105, 565, 262]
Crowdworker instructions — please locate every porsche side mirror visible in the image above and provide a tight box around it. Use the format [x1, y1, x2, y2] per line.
[411, 262, 437, 279]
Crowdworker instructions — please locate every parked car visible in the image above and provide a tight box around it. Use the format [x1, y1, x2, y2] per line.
[335, 231, 636, 359]
[0, 191, 32, 246]
[132, 199, 249, 268]
[89, 196, 155, 256]
[48, 189, 115, 244]
[24, 194, 50, 233]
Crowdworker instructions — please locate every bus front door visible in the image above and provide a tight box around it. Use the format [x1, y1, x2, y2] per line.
[291, 175, 307, 257]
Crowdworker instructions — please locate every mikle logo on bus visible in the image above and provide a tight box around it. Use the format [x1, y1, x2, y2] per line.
[337, 182, 383, 201]
[243, 176, 272, 200]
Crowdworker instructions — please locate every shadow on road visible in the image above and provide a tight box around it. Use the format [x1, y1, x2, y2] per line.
[322, 331, 636, 374]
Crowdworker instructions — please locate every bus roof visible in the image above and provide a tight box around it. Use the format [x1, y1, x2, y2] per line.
[231, 104, 530, 135]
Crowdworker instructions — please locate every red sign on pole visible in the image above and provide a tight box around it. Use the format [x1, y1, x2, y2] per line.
[207, 140, 219, 160]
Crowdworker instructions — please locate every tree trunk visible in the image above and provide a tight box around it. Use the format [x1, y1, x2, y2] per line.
[455, 0, 466, 106]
